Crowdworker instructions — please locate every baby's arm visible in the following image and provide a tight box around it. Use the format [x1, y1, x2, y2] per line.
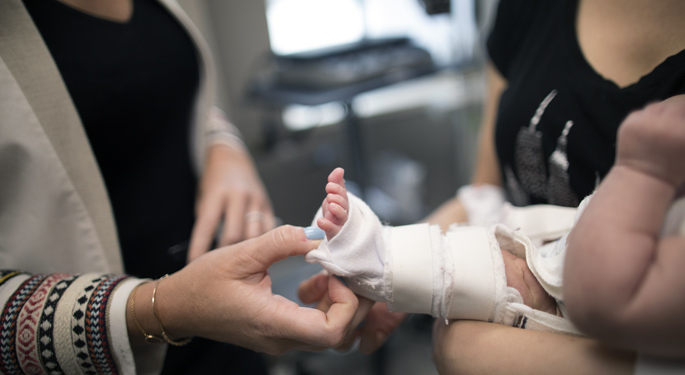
[565, 95, 685, 357]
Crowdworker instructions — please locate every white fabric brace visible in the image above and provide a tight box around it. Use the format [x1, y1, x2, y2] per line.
[387, 224, 436, 315]
[500, 203, 577, 247]
[445, 227, 499, 321]
[457, 184, 578, 246]
[306, 191, 583, 334]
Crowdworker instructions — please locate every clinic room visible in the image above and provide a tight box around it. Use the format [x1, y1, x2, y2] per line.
[2, 0, 684, 374]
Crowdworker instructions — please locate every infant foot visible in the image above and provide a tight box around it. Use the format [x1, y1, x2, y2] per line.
[318, 168, 349, 240]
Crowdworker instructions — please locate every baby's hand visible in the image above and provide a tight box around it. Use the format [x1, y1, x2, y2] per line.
[616, 95, 685, 192]
[318, 168, 349, 239]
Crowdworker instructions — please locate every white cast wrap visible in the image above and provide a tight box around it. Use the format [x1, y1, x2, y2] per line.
[306, 193, 513, 322]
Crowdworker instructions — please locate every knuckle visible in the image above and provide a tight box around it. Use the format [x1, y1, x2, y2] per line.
[272, 225, 297, 244]
[231, 185, 250, 196]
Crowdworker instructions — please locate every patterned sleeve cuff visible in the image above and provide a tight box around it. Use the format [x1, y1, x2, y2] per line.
[0, 272, 146, 375]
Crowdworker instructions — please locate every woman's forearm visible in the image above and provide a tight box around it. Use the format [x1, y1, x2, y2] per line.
[433, 320, 635, 375]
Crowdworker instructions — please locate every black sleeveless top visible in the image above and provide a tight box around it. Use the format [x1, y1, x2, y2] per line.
[23, 0, 200, 278]
[488, 0, 685, 207]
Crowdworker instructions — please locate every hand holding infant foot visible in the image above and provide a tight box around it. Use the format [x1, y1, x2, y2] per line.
[298, 271, 406, 354]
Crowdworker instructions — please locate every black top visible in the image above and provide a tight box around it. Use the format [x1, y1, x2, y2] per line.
[487, 0, 685, 207]
[23, 0, 200, 278]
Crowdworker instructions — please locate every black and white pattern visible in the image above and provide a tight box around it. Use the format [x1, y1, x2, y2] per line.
[71, 276, 104, 375]
[0, 274, 47, 375]
[86, 275, 127, 375]
[548, 120, 579, 206]
[513, 90, 557, 202]
[507, 90, 580, 207]
[38, 275, 78, 375]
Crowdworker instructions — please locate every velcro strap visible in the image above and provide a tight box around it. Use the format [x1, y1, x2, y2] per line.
[446, 227, 497, 321]
[389, 224, 434, 314]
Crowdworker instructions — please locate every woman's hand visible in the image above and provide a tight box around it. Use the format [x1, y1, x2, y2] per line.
[146, 226, 363, 355]
[188, 144, 275, 262]
[298, 272, 407, 354]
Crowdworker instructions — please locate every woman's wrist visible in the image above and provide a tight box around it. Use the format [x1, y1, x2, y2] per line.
[127, 282, 163, 346]
[126, 276, 193, 346]
[152, 272, 196, 341]
[151, 275, 192, 345]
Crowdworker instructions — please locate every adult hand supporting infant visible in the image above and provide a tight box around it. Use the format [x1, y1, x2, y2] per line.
[131, 225, 365, 355]
[299, 272, 407, 353]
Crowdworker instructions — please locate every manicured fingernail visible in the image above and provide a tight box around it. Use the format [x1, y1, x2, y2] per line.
[304, 226, 325, 240]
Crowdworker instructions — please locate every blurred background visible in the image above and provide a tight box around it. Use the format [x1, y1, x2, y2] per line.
[176, 0, 498, 373]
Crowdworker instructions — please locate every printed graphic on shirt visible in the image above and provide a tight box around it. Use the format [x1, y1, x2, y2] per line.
[548, 120, 579, 206]
[508, 90, 580, 207]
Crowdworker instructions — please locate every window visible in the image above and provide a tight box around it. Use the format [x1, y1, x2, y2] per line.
[265, 0, 461, 66]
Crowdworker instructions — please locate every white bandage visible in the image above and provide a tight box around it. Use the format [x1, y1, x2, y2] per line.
[444, 226, 501, 321]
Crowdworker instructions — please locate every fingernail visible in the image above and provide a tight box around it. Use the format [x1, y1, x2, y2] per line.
[304, 226, 325, 240]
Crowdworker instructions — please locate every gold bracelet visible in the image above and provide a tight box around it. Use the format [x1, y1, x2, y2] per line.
[130, 282, 165, 344]
[152, 275, 192, 346]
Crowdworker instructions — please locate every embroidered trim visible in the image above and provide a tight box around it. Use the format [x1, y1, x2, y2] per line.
[86, 275, 127, 375]
[54, 275, 98, 375]
[72, 276, 105, 375]
[0, 274, 47, 375]
[16, 274, 68, 375]
[39, 275, 78, 375]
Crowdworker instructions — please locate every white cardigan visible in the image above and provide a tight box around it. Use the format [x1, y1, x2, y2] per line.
[0, 0, 242, 373]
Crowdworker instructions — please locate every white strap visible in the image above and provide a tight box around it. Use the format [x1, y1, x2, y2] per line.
[502, 203, 577, 245]
[446, 227, 498, 321]
[388, 224, 435, 314]
[508, 303, 582, 336]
